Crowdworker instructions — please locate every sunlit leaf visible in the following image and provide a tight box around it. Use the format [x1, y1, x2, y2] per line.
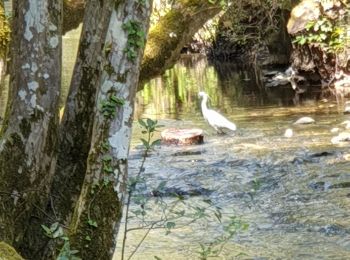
[87, 219, 98, 228]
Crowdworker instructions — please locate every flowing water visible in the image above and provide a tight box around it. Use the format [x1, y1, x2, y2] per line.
[116, 56, 350, 260]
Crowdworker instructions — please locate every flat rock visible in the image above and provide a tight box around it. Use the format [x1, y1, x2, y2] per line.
[293, 116, 315, 125]
[161, 128, 204, 145]
[331, 132, 350, 144]
[287, 0, 321, 35]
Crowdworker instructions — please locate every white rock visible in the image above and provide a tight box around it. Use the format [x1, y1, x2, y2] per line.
[341, 120, 350, 129]
[330, 127, 339, 133]
[284, 128, 293, 138]
[331, 132, 350, 144]
[344, 105, 350, 114]
[293, 116, 315, 125]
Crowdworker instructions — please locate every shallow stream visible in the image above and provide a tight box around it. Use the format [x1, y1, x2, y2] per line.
[116, 56, 350, 260]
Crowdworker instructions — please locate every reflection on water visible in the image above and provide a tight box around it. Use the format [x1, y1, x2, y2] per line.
[117, 57, 350, 259]
[134, 55, 323, 122]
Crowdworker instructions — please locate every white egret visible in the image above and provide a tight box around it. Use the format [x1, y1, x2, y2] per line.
[198, 92, 236, 133]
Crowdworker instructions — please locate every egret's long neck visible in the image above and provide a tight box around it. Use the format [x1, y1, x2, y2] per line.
[201, 96, 209, 114]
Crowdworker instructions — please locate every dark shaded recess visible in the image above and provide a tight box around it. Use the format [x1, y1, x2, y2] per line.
[63, 0, 85, 34]
[209, 5, 291, 66]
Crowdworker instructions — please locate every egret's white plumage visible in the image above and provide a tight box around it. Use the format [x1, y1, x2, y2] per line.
[198, 92, 236, 133]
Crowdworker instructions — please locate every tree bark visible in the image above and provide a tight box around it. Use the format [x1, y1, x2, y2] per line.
[29, 1, 116, 258]
[69, 0, 152, 258]
[54, 0, 114, 231]
[0, 0, 62, 257]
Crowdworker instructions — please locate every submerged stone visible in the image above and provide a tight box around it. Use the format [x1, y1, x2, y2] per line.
[293, 116, 315, 125]
[150, 186, 213, 197]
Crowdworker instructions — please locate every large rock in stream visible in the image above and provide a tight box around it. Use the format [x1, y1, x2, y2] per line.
[287, 0, 350, 90]
[161, 128, 204, 145]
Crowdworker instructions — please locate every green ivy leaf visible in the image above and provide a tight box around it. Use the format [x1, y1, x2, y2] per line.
[41, 225, 52, 236]
[87, 219, 98, 228]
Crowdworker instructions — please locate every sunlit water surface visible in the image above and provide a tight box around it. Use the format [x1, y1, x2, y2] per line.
[116, 57, 350, 260]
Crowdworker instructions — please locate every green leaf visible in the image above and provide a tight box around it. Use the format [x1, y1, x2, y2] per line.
[140, 138, 149, 148]
[320, 33, 327, 40]
[52, 226, 65, 238]
[305, 21, 315, 30]
[102, 155, 113, 162]
[151, 139, 161, 147]
[51, 222, 59, 231]
[87, 219, 98, 228]
[147, 118, 155, 127]
[85, 235, 91, 241]
[138, 119, 147, 127]
[41, 225, 52, 236]
[103, 165, 114, 174]
[299, 37, 306, 45]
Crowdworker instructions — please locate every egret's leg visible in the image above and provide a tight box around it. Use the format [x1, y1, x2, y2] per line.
[217, 128, 225, 135]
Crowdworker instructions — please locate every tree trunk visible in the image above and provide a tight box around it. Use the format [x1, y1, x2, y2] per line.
[54, 0, 114, 231]
[31, 1, 116, 258]
[0, 0, 62, 257]
[69, 0, 152, 259]
[139, 0, 222, 87]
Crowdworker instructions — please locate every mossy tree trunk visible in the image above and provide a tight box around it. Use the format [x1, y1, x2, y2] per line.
[139, 0, 222, 86]
[69, 0, 152, 258]
[0, 0, 62, 257]
[62, 0, 224, 85]
[29, 1, 117, 258]
[52, 0, 114, 237]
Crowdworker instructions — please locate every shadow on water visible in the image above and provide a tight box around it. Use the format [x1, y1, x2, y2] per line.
[118, 55, 350, 259]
